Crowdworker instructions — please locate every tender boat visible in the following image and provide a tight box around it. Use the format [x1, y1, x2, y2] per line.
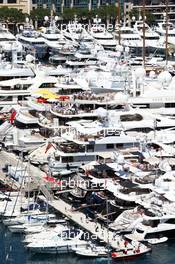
[146, 237, 168, 245]
[74, 245, 108, 257]
[111, 243, 151, 261]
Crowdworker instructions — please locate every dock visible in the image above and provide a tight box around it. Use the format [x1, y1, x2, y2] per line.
[0, 151, 53, 199]
[0, 151, 21, 190]
[40, 195, 127, 250]
[0, 151, 127, 250]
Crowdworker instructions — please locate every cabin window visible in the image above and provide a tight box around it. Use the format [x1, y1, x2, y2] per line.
[165, 103, 175, 108]
[0, 96, 12, 101]
[62, 156, 73, 163]
[106, 144, 114, 149]
[18, 96, 23, 101]
[8, 0, 16, 3]
[39, 83, 54, 88]
[166, 218, 175, 224]
[87, 145, 94, 152]
[116, 143, 123, 148]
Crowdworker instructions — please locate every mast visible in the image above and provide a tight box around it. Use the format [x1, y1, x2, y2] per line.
[142, 0, 146, 68]
[106, 198, 110, 264]
[3, 157, 21, 216]
[165, 0, 169, 66]
[117, 0, 121, 45]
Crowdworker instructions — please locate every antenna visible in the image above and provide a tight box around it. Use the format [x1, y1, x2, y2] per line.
[106, 198, 111, 264]
[117, 0, 121, 45]
[165, 0, 169, 67]
[142, 0, 146, 68]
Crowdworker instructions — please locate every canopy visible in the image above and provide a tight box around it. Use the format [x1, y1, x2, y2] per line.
[32, 89, 70, 101]
[81, 161, 99, 171]
[97, 152, 113, 159]
[32, 89, 59, 100]
[94, 164, 113, 172]
[120, 179, 138, 188]
[144, 156, 160, 165]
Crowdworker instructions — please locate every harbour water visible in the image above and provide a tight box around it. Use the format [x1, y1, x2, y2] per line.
[0, 224, 175, 264]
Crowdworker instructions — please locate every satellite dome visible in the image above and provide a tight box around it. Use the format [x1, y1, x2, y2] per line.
[135, 67, 146, 79]
[95, 107, 107, 117]
[149, 70, 156, 79]
[158, 71, 172, 85]
[26, 54, 35, 62]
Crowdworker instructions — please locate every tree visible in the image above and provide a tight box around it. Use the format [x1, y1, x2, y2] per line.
[30, 8, 50, 22]
[129, 9, 156, 25]
[145, 11, 156, 25]
[62, 8, 78, 21]
[76, 8, 92, 21]
[129, 9, 139, 21]
[61, 5, 118, 24]
[0, 7, 25, 23]
[96, 5, 117, 22]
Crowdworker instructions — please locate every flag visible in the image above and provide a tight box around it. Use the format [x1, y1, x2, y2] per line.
[45, 142, 55, 153]
[9, 110, 16, 124]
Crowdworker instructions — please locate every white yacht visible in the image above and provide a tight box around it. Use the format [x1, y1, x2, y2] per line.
[126, 214, 175, 241]
[40, 21, 74, 53]
[23, 223, 67, 244]
[63, 22, 84, 43]
[0, 24, 23, 54]
[26, 229, 88, 254]
[133, 21, 164, 51]
[45, 119, 137, 170]
[90, 25, 117, 50]
[17, 21, 46, 59]
[156, 20, 175, 46]
[116, 26, 142, 48]
[65, 44, 98, 68]
[8, 214, 56, 234]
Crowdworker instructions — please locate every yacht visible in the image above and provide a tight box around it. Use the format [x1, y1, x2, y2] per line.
[41, 21, 76, 55]
[73, 244, 108, 257]
[0, 24, 23, 55]
[49, 43, 77, 64]
[65, 44, 98, 68]
[63, 22, 85, 43]
[82, 63, 131, 93]
[90, 25, 117, 50]
[8, 214, 56, 234]
[116, 26, 142, 49]
[26, 229, 88, 254]
[126, 214, 175, 240]
[17, 22, 46, 59]
[23, 223, 67, 244]
[133, 21, 164, 52]
[129, 69, 175, 111]
[156, 20, 175, 46]
[45, 119, 137, 170]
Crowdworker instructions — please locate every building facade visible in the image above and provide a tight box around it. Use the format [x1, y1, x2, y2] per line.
[0, 0, 29, 13]
[130, 0, 175, 22]
[32, 0, 121, 13]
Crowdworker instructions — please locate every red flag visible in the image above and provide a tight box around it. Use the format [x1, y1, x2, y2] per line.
[9, 110, 16, 124]
[45, 142, 56, 153]
[44, 175, 56, 183]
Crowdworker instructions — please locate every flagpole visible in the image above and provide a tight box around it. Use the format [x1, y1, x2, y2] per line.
[165, 0, 169, 67]
[117, 0, 121, 45]
[142, 0, 146, 68]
